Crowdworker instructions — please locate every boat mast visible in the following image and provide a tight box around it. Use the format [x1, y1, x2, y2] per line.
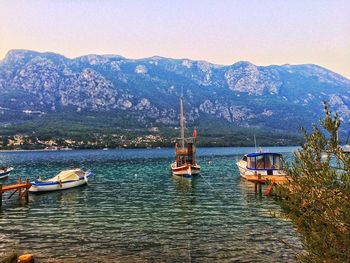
[254, 135, 257, 152]
[180, 95, 185, 149]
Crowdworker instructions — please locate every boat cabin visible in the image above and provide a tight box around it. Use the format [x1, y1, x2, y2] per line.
[176, 141, 196, 167]
[245, 153, 283, 171]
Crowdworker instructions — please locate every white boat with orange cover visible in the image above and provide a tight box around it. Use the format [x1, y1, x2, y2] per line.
[29, 168, 93, 192]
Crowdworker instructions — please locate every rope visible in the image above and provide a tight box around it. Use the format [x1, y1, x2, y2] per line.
[199, 173, 232, 204]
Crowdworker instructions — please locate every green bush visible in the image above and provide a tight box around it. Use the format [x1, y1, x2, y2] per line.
[277, 103, 350, 262]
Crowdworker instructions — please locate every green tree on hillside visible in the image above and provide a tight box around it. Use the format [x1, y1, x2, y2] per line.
[278, 104, 350, 262]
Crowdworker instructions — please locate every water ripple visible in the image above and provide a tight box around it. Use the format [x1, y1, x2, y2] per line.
[0, 147, 302, 262]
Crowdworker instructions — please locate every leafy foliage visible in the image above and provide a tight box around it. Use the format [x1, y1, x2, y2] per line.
[277, 103, 350, 262]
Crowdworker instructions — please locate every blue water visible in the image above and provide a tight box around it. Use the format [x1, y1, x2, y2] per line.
[0, 147, 302, 262]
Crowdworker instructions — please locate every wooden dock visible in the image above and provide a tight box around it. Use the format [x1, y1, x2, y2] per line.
[245, 174, 289, 196]
[0, 179, 32, 207]
[244, 175, 289, 184]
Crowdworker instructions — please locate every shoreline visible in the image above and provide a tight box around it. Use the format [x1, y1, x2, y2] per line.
[0, 145, 301, 153]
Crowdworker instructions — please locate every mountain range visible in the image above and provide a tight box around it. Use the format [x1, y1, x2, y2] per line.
[0, 49, 350, 148]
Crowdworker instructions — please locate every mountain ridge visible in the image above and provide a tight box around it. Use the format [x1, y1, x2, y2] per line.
[0, 49, 349, 148]
[3, 49, 348, 80]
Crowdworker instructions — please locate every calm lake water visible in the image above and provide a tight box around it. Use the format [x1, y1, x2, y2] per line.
[0, 147, 302, 262]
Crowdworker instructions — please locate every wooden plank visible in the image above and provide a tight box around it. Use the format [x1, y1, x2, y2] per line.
[247, 178, 267, 184]
[7, 189, 18, 199]
[245, 176, 288, 184]
[0, 183, 32, 192]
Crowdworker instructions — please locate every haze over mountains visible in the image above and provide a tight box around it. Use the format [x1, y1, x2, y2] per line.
[0, 49, 350, 147]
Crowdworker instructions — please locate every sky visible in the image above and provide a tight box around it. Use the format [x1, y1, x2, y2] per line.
[0, 0, 350, 78]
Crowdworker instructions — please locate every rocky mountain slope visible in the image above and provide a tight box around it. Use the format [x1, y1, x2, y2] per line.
[0, 49, 349, 147]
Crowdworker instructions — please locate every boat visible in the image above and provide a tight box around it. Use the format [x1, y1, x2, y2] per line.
[342, 144, 350, 153]
[29, 169, 93, 192]
[342, 130, 350, 153]
[0, 167, 14, 180]
[170, 95, 200, 177]
[236, 152, 287, 183]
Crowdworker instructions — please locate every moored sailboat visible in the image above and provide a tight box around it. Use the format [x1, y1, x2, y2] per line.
[171, 95, 200, 177]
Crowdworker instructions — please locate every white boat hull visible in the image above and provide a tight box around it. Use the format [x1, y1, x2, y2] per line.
[171, 162, 201, 177]
[29, 172, 92, 192]
[236, 160, 287, 183]
[0, 167, 14, 180]
[0, 175, 8, 180]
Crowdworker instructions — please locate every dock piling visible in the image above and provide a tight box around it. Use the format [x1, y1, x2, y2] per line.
[25, 179, 30, 204]
[257, 173, 262, 194]
[0, 184, 2, 207]
[18, 178, 22, 202]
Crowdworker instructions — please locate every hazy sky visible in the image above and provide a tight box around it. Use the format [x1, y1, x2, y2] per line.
[1, 0, 349, 78]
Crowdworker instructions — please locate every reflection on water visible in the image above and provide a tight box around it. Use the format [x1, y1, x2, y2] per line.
[172, 175, 196, 192]
[0, 147, 301, 262]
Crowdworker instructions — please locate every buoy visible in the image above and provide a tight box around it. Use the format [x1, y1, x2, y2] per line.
[18, 254, 34, 263]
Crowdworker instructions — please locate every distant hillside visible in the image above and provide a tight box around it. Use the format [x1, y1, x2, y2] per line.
[0, 49, 349, 148]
